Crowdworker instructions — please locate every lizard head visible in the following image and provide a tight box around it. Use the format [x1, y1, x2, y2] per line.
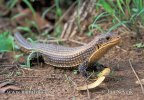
[88, 32, 121, 65]
[99, 32, 121, 47]
[93, 32, 121, 46]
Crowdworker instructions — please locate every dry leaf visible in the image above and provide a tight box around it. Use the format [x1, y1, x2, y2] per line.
[13, 8, 48, 29]
[77, 68, 110, 91]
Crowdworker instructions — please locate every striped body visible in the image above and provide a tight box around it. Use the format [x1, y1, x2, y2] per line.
[14, 32, 120, 67]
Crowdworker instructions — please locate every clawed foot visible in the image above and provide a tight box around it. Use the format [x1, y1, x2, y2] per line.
[25, 52, 45, 67]
[78, 61, 106, 78]
[78, 60, 89, 77]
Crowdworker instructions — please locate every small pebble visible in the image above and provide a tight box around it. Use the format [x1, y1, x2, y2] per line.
[136, 79, 144, 85]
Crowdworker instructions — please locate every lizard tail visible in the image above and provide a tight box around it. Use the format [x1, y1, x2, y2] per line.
[14, 32, 33, 50]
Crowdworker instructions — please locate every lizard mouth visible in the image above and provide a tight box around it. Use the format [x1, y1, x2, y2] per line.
[102, 36, 121, 47]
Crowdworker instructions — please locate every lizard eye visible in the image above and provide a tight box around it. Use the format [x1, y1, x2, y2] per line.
[106, 36, 110, 40]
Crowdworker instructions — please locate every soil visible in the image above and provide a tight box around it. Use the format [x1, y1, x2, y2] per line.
[0, 23, 144, 100]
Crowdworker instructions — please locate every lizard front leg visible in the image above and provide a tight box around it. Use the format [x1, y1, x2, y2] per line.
[26, 52, 44, 67]
[78, 60, 107, 78]
[78, 60, 89, 77]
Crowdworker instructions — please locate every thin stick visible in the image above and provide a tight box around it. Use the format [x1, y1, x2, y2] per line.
[64, 74, 77, 87]
[55, 1, 77, 27]
[129, 59, 144, 94]
[116, 46, 127, 52]
[69, 39, 86, 45]
[86, 84, 91, 99]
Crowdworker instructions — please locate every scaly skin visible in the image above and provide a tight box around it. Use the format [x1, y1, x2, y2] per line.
[14, 32, 121, 90]
[14, 32, 121, 68]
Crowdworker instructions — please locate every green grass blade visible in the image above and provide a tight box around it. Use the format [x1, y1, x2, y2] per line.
[7, 0, 18, 9]
[89, 24, 104, 33]
[137, 8, 144, 16]
[11, 12, 26, 20]
[139, 0, 143, 10]
[42, 5, 55, 19]
[117, 0, 125, 15]
[107, 21, 128, 33]
[17, 26, 32, 33]
[126, 0, 131, 16]
[23, 0, 35, 15]
[55, 0, 62, 17]
[99, 0, 115, 15]
[93, 12, 108, 24]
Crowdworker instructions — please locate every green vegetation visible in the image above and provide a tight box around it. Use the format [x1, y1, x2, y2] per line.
[54, 0, 63, 37]
[93, 0, 144, 35]
[0, 32, 14, 52]
[6, 0, 18, 10]
[134, 43, 144, 48]
[5, 0, 144, 36]
[55, 0, 62, 17]
[7, 0, 35, 14]
[9, 0, 40, 33]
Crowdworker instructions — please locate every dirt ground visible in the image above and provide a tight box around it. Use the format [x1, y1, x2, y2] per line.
[0, 25, 144, 99]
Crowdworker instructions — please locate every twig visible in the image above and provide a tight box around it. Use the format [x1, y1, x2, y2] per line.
[65, 74, 77, 87]
[61, 1, 87, 39]
[64, 21, 74, 39]
[84, 71, 95, 82]
[69, 39, 86, 45]
[55, 1, 77, 27]
[129, 59, 144, 94]
[0, 64, 17, 75]
[0, 67, 13, 75]
[86, 84, 91, 99]
[0, 53, 4, 59]
[69, 27, 77, 38]
[84, 72, 94, 99]
[116, 46, 127, 52]
[136, 79, 144, 85]
[61, 23, 68, 38]
[1, 64, 17, 67]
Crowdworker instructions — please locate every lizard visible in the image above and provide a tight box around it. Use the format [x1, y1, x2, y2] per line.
[14, 32, 121, 90]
